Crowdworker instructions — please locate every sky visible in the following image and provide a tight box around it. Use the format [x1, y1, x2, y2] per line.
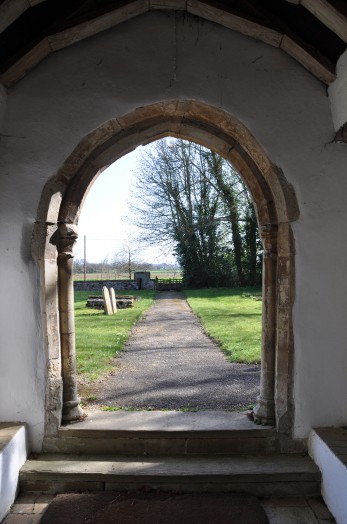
[74, 145, 175, 264]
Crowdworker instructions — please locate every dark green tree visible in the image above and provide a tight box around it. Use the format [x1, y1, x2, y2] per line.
[131, 138, 262, 287]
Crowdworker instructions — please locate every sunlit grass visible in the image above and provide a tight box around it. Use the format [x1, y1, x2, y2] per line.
[75, 286, 261, 384]
[183, 287, 262, 364]
[75, 290, 155, 381]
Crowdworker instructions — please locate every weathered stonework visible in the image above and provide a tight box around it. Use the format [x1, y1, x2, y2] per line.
[253, 224, 277, 426]
[56, 224, 84, 422]
[32, 100, 298, 443]
[74, 279, 155, 292]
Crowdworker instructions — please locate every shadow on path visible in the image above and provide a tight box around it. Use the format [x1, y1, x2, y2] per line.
[92, 291, 260, 410]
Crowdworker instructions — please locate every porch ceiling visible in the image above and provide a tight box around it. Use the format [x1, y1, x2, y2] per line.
[0, 0, 346, 87]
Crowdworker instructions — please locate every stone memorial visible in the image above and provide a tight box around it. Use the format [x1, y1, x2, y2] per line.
[102, 286, 113, 315]
[109, 288, 117, 313]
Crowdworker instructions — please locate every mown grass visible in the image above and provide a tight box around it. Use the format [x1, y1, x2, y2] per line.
[75, 286, 261, 385]
[75, 290, 155, 381]
[183, 287, 262, 364]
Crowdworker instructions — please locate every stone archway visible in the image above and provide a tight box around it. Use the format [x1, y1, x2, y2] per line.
[32, 100, 298, 441]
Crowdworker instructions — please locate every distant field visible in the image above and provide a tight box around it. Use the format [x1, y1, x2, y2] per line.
[74, 269, 182, 281]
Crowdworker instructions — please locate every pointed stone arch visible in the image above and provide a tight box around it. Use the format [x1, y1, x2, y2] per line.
[32, 100, 299, 441]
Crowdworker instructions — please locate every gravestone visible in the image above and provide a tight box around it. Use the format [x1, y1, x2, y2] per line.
[109, 288, 117, 313]
[102, 286, 113, 315]
[115, 295, 135, 308]
[86, 296, 104, 309]
[86, 294, 136, 310]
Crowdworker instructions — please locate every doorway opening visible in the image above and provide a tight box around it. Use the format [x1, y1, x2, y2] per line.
[72, 137, 263, 414]
[32, 100, 298, 440]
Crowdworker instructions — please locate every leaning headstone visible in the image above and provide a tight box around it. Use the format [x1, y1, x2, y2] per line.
[102, 286, 113, 315]
[109, 288, 117, 314]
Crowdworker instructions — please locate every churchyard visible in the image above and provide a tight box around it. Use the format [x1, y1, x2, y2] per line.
[74, 287, 262, 402]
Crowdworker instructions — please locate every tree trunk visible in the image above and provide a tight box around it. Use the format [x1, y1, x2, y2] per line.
[247, 204, 258, 285]
[207, 152, 246, 286]
[128, 250, 132, 280]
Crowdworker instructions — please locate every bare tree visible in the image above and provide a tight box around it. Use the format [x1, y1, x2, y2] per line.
[130, 138, 262, 287]
[111, 234, 144, 280]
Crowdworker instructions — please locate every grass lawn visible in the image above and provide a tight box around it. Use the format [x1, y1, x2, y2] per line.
[183, 287, 262, 364]
[75, 290, 155, 381]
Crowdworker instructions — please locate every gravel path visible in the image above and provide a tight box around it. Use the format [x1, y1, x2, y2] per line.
[95, 291, 260, 410]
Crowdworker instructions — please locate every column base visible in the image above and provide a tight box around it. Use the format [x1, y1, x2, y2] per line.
[253, 396, 275, 426]
[62, 398, 84, 422]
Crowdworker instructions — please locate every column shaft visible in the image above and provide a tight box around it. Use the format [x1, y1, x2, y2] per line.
[253, 226, 277, 425]
[57, 223, 84, 422]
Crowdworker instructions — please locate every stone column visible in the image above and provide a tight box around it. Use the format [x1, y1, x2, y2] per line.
[57, 223, 84, 421]
[253, 224, 277, 425]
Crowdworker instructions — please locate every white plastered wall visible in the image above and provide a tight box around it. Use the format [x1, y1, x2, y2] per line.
[329, 49, 347, 131]
[0, 11, 347, 450]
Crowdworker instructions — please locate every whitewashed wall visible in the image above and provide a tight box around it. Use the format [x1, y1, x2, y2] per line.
[329, 49, 347, 131]
[0, 11, 347, 450]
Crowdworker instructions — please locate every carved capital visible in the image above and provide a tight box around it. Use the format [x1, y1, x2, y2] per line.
[260, 223, 277, 256]
[335, 122, 347, 144]
[260, 223, 277, 237]
[57, 223, 78, 257]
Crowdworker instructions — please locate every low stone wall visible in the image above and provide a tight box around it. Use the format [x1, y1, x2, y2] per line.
[74, 279, 154, 292]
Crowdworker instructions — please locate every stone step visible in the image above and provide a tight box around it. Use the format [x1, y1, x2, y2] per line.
[43, 410, 278, 456]
[20, 453, 321, 497]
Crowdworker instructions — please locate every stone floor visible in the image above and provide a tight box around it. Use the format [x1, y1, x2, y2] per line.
[1, 494, 53, 523]
[2, 493, 336, 523]
[261, 497, 336, 523]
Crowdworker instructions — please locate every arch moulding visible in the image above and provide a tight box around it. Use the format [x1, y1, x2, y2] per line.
[32, 100, 299, 441]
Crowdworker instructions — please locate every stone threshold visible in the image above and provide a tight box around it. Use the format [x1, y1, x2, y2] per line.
[43, 410, 278, 456]
[61, 409, 272, 434]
